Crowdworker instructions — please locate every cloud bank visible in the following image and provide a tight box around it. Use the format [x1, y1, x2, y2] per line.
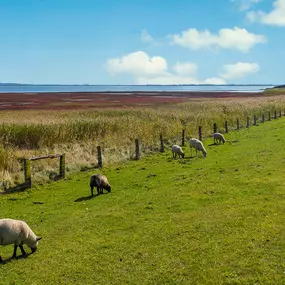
[106, 51, 259, 84]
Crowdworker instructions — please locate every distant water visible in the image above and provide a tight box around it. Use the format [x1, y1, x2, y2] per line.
[0, 84, 275, 93]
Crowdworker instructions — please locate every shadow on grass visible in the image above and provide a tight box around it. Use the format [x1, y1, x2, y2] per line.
[74, 194, 98, 202]
[0, 183, 29, 195]
[208, 143, 218, 146]
[74, 192, 110, 202]
[0, 252, 32, 265]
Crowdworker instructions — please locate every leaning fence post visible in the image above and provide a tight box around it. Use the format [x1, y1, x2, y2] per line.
[24, 159, 32, 189]
[135, 139, 140, 160]
[274, 110, 277, 119]
[225, 121, 228, 133]
[253, 115, 257, 126]
[262, 113, 265, 123]
[237, 119, 240, 130]
[160, 134, 164, 153]
[213, 123, 217, 134]
[246, 116, 250, 128]
[268, 111, 271, 121]
[97, 146, 102, 168]
[198, 126, 202, 141]
[59, 154, 65, 178]
[181, 129, 185, 147]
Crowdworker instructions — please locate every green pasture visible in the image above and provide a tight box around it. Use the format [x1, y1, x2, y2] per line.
[1, 117, 285, 284]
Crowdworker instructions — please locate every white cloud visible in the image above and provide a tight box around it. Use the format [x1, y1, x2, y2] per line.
[232, 0, 262, 11]
[172, 62, 197, 76]
[247, 0, 285, 26]
[106, 51, 167, 77]
[106, 51, 226, 84]
[221, 62, 259, 79]
[204, 77, 227, 85]
[137, 75, 201, 85]
[141, 29, 155, 44]
[169, 27, 267, 52]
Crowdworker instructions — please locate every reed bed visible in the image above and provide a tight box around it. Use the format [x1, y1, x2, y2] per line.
[0, 95, 285, 191]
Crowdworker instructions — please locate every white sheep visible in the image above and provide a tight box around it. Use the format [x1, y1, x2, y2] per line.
[213, 132, 226, 144]
[90, 174, 111, 196]
[188, 138, 207, 157]
[171, 145, 185, 159]
[0, 218, 41, 262]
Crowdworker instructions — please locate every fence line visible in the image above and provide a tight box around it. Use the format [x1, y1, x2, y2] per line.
[4, 108, 284, 191]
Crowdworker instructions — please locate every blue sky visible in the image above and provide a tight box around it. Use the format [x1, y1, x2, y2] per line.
[0, 0, 284, 85]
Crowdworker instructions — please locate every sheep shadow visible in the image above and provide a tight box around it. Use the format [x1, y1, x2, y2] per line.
[0, 253, 32, 265]
[74, 195, 96, 202]
[74, 193, 109, 202]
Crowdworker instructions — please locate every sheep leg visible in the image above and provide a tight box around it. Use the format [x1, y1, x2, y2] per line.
[90, 186, 94, 196]
[19, 245, 27, 256]
[12, 245, 18, 258]
[96, 186, 100, 195]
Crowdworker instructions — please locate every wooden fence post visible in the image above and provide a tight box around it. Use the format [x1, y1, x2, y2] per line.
[160, 134, 164, 153]
[24, 159, 32, 188]
[59, 154, 65, 178]
[97, 146, 102, 168]
[262, 113, 265, 123]
[224, 121, 228, 133]
[135, 139, 140, 160]
[268, 111, 271, 121]
[181, 129, 185, 147]
[213, 123, 217, 134]
[236, 119, 240, 130]
[253, 115, 257, 126]
[246, 116, 250, 128]
[274, 110, 277, 119]
[198, 126, 202, 141]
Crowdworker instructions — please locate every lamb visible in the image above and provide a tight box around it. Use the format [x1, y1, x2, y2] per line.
[90, 174, 111, 196]
[0, 218, 41, 262]
[213, 132, 226, 144]
[188, 138, 207, 157]
[171, 145, 185, 159]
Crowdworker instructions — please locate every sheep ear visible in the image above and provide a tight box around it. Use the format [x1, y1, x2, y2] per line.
[36, 237, 42, 241]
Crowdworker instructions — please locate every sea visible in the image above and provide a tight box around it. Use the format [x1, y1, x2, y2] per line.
[0, 84, 276, 93]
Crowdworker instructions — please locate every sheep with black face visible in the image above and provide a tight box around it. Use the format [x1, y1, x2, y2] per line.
[90, 174, 111, 196]
[0, 218, 41, 262]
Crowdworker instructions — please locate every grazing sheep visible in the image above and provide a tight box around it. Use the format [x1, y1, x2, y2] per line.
[171, 145, 185, 159]
[188, 138, 207, 157]
[213, 132, 226, 144]
[0, 218, 41, 262]
[90, 174, 111, 196]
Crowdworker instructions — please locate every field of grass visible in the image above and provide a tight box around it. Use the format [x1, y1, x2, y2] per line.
[1, 94, 285, 189]
[1, 116, 285, 284]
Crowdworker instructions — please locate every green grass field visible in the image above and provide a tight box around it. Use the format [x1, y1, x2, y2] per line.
[1, 117, 285, 284]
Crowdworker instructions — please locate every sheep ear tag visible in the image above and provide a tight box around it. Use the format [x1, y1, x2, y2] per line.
[36, 237, 42, 241]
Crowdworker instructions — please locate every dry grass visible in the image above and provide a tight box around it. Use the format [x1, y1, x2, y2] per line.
[1, 95, 285, 190]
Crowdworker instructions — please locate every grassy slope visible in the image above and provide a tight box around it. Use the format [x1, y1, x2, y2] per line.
[1, 118, 285, 284]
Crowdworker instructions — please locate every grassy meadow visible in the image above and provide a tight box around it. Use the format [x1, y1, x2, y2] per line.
[1, 115, 285, 284]
[1, 93, 285, 190]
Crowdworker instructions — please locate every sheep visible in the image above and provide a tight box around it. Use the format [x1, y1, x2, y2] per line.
[171, 144, 185, 159]
[188, 138, 207, 157]
[0, 218, 41, 262]
[90, 174, 111, 196]
[213, 132, 226, 144]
